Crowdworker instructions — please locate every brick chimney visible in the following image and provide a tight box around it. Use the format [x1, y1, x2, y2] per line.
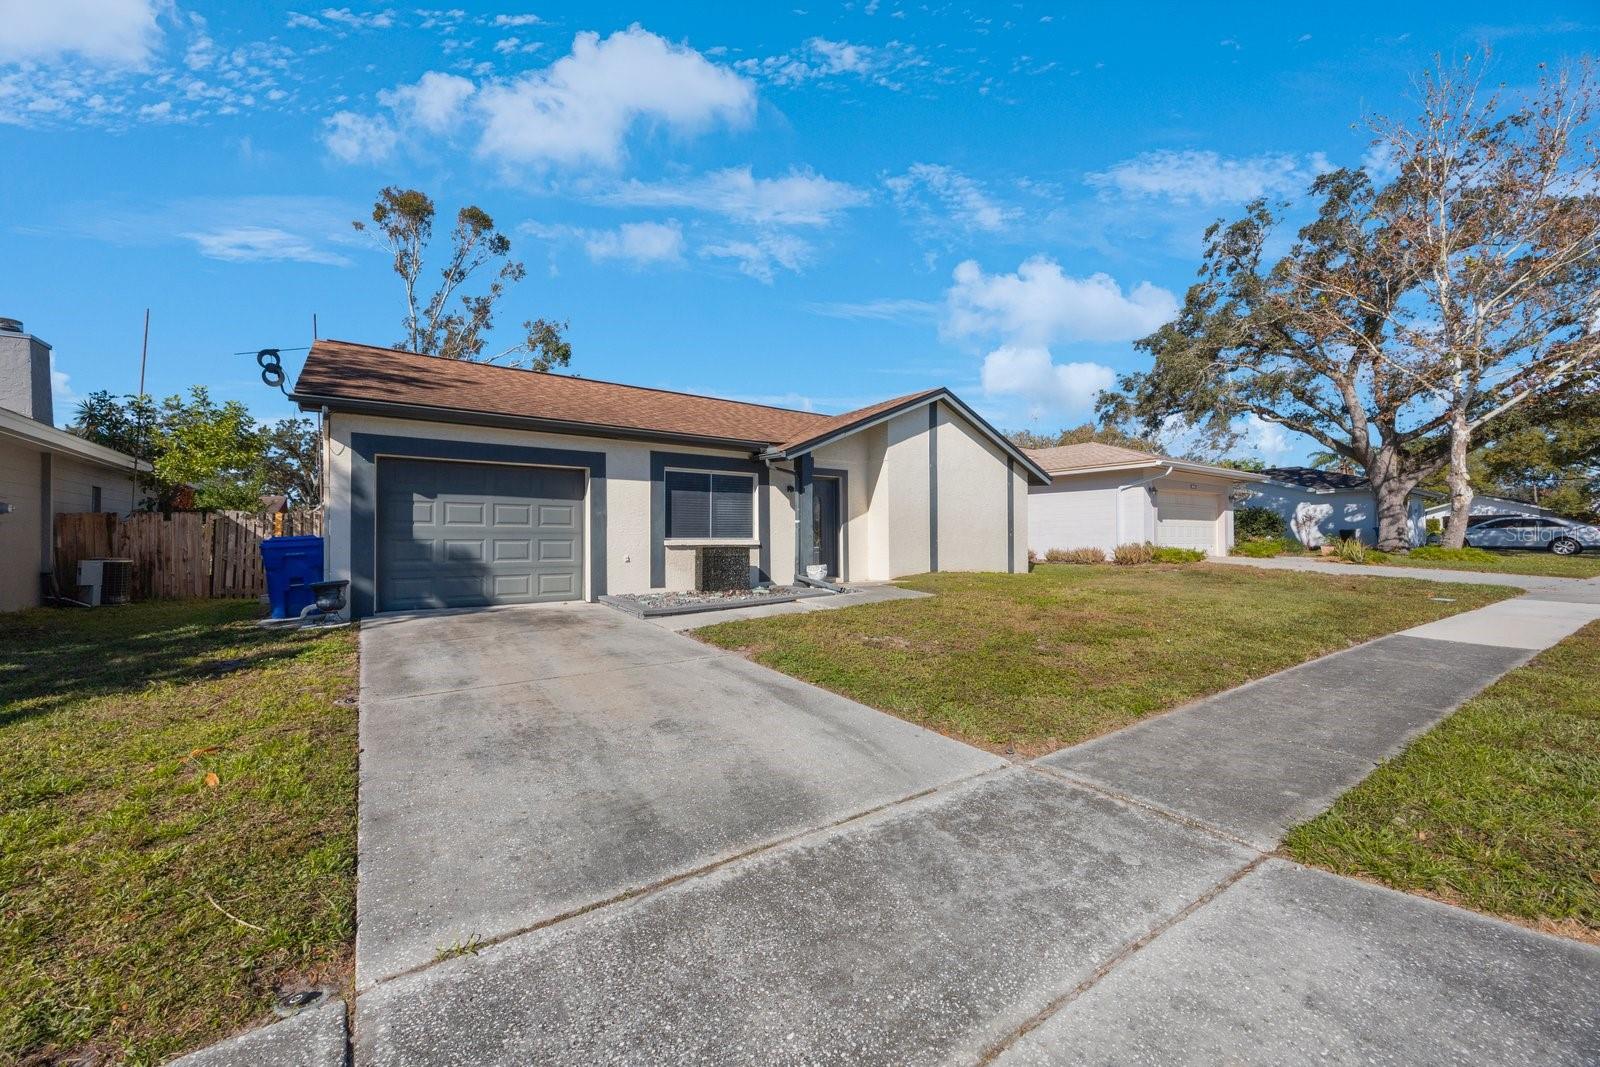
[0, 317, 54, 425]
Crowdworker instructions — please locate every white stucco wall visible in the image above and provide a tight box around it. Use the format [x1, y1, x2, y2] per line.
[1029, 471, 1124, 555]
[325, 412, 774, 600]
[1030, 468, 1243, 557]
[325, 401, 1024, 607]
[933, 402, 1015, 572]
[883, 407, 932, 577]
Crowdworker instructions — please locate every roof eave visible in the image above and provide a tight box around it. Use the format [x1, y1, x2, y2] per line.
[765, 389, 1052, 485]
[0, 407, 149, 471]
[1045, 458, 1267, 481]
[292, 392, 779, 452]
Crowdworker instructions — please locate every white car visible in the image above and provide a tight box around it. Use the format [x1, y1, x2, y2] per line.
[1463, 515, 1600, 555]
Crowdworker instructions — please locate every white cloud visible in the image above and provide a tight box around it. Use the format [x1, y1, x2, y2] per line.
[321, 109, 398, 163]
[945, 256, 1177, 345]
[493, 13, 541, 27]
[493, 36, 540, 55]
[181, 226, 353, 265]
[50, 354, 79, 419]
[0, 0, 161, 65]
[1086, 150, 1333, 205]
[474, 25, 755, 169]
[1238, 413, 1292, 457]
[736, 36, 924, 90]
[805, 297, 938, 321]
[602, 166, 867, 226]
[583, 220, 685, 266]
[317, 7, 395, 30]
[378, 71, 474, 133]
[886, 163, 1017, 234]
[980, 345, 1115, 415]
[701, 233, 811, 283]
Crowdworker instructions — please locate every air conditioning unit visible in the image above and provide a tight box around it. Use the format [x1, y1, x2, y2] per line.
[76, 558, 133, 606]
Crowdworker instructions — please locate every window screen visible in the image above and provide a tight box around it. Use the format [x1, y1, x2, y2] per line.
[664, 470, 754, 539]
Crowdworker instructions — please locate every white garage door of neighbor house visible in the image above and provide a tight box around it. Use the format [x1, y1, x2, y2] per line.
[1156, 490, 1220, 553]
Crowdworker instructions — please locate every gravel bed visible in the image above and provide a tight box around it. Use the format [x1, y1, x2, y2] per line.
[601, 585, 843, 618]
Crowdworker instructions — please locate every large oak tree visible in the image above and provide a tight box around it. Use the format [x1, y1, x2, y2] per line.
[1100, 56, 1600, 550]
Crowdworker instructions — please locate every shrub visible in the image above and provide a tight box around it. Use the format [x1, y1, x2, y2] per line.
[1232, 538, 1289, 558]
[1045, 546, 1107, 564]
[1333, 536, 1369, 563]
[1112, 542, 1155, 565]
[1233, 505, 1285, 542]
[1151, 546, 1206, 564]
[1425, 517, 1443, 536]
[1407, 545, 1499, 564]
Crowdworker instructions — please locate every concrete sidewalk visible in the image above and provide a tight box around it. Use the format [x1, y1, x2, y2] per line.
[1210, 552, 1600, 597]
[1044, 583, 1600, 850]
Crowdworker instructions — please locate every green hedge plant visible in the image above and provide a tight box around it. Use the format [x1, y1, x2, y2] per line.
[1233, 505, 1286, 541]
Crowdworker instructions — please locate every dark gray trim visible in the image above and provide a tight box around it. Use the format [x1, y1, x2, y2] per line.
[348, 432, 607, 618]
[649, 451, 770, 588]
[761, 386, 1054, 485]
[795, 453, 814, 576]
[298, 394, 775, 451]
[769, 390, 940, 459]
[1007, 457, 1016, 572]
[812, 466, 850, 582]
[928, 402, 939, 573]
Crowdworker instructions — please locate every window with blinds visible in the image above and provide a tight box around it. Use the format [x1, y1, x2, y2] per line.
[665, 470, 755, 539]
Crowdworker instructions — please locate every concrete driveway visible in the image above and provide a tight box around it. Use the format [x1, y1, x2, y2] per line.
[355, 603, 1002, 986]
[351, 597, 1600, 1066]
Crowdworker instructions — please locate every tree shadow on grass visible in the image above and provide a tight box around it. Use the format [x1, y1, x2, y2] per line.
[0, 600, 333, 729]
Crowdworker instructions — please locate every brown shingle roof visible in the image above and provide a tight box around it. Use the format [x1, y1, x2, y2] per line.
[1024, 442, 1168, 472]
[293, 339, 836, 446]
[771, 388, 944, 453]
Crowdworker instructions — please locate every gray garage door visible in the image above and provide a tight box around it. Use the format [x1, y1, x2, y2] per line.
[376, 458, 584, 612]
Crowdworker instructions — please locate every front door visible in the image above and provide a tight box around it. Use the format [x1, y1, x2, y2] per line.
[812, 476, 843, 580]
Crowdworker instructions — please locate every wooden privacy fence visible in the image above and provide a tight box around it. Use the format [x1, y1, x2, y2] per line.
[54, 509, 323, 601]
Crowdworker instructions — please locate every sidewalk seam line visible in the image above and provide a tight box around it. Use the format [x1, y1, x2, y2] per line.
[363, 652, 721, 702]
[353, 762, 1014, 998]
[1026, 764, 1265, 853]
[975, 854, 1267, 1066]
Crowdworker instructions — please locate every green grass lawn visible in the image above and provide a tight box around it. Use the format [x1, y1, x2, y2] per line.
[0, 601, 358, 1066]
[1285, 621, 1600, 945]
[695, 564, 1514, 756]
[1373, 548, 1600, 579]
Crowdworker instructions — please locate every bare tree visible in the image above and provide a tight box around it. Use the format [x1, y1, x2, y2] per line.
[354, 187, 572, 371]
[1365, 57, 1600, 544]
[1100, 55, 1600, 550]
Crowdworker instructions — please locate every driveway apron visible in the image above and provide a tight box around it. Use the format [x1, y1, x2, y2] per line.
[355, 604, 1002, 986]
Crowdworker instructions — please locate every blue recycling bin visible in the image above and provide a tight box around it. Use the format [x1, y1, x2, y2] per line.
[261, 535, 325, 619]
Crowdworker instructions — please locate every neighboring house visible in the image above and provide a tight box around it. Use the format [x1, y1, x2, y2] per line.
[1024, 443, 1267, 557]
[291, 339, 1048, 618]
[1422, 494, 1560, 527]
[0, 318, 147, 612]
[1252, 467, 1433, 547]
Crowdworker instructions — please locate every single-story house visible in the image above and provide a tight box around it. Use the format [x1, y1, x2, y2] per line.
[291, 340, 1049, 618]
[1422, 493, 1560, 527]
[1024, 443, 1267, 557]
[0, 318, 146, 611]
[1251, 467, 1434, 547]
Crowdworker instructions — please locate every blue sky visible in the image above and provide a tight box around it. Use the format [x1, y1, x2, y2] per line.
[2, 2, 1593, 461]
